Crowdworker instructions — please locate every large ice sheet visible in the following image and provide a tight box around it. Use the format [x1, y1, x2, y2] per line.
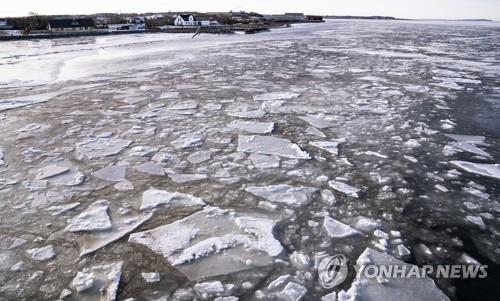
[228, 120, 274, 134]
[338, 248, 450, 301]
[245, 185, 318, 208]
[237, 135, 310, 159]
[76, 138, 132, 159]
[0, 92, 63, 112]
[298, 115, 334, 129]
[450, 161, 500, 180]
[129, 206, 283, 281]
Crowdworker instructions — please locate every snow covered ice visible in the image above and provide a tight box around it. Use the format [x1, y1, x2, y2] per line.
[1, 19, 500, 300]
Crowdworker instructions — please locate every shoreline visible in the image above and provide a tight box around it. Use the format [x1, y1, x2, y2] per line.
[0, 22, 314, 41]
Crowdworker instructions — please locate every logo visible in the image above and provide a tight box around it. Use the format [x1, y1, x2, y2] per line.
[318, 254, 348, 288]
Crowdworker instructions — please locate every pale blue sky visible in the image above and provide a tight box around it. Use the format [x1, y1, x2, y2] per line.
[3, 0, 500, 20]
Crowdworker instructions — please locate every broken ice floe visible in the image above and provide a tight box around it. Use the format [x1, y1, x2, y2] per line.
[45, 202, 80, 216]
[76, 138, 132, 160]
[0, 91, 63, 112]
[245, 185, 318, 208]
[64, 200, 152, 256]
[141, 272, 160, 283]
[306, 127, 326, 138]
[0, 147, 4, 166]
[140, 188, 206, 211]
[129, 206, 283, 281]
[254, 92, 300, 102]
[171, 135, 203, 149]
[309, 140, 346, 156]
[237, 135, 310, 159]
[249, 153, 280, 169]
[228, 120, 274, 134]
[27, 245, 56, 261]
[298, 115, 334, 129]
[445, 134, 492, 159]
[323, 216, 361, 238]
[450, 161, 500, 180]
[71, 262, 122, 301]
[134, 162, 165, 176]
[35, 165, 70, 180]
[278, 282, 307, 301]
[226, 109, 266, 119]
[328, 180, 361, 198]
[168, 173, 208, 184]
[93, 165, 127, 182]
[64, 200, 112, 233]
[187, 150, 212, 164]
[338, 248, 450, 301]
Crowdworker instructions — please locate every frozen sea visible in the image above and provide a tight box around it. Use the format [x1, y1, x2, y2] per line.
[0, 19, 500, 301]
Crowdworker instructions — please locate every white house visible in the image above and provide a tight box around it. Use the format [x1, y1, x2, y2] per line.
[174, 14, 197, 26]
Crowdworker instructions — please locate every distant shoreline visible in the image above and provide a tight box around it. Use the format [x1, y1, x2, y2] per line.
[325, 16, 494, 22]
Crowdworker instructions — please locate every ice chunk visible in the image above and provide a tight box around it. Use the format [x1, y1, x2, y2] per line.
[446, 134, 491, 158]
[321, 189, 336, 204]
[64, 200, 112, 233]
[396, 244, 411, 257]
[227, 110, 266, 119]
[278, 282, 307, 301]
[339, 248, 450, 301]
[27, 245, 56, 261]
[254, 92, 300, 101]
[171, 135, 203, 149]
[76, 138, 132, 159]
[310, 140, 346, 156]
[298, 115, 334, 129]
[140, 188, 206, 211]
[49, 170, 86, 186]
[323, 216, 360, 238]
[93, 165, 127, 182]
[141, 272, 160, 283]
[237, 135, 310, 159]
[0, 91, 63, 112]
[0, 251, 17, 271]
[187, 150, 212, 164]
[114, 180, 134, 191]
[194, 281, 225, 296]
[328, 180, 361, 198]
[168, 173, 208, 184]
[35, 165, 70, 180]
[129, 206, 283, 281]
[228, 120, 274, 134]
[168, 101, 198, 110]
[245, 185, 318, 208]
[268, 275, 291, 290]
[465, 215, 486, 230]
[73, 262, 123, 301]
[129, 145, 159, 157]
[450, 161, 500, 180]
[306, 127, 326, 138]
[134, 162, 165, 176]
[72, 272, 95, 292]
[0, 147, 4, 166]
[249, 153, 280, 169]
[352, 217, 380, 232]
[160, 91, 179, 99]
[45, 202, 80, 216]
[18, 123, 41, 132]
[78, 211, 153, 256]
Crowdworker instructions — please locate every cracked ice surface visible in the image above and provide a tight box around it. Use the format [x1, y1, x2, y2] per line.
[129, 206, 283, 281]
[1, 20, 500, 300]
[237, 135, 310, 159]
